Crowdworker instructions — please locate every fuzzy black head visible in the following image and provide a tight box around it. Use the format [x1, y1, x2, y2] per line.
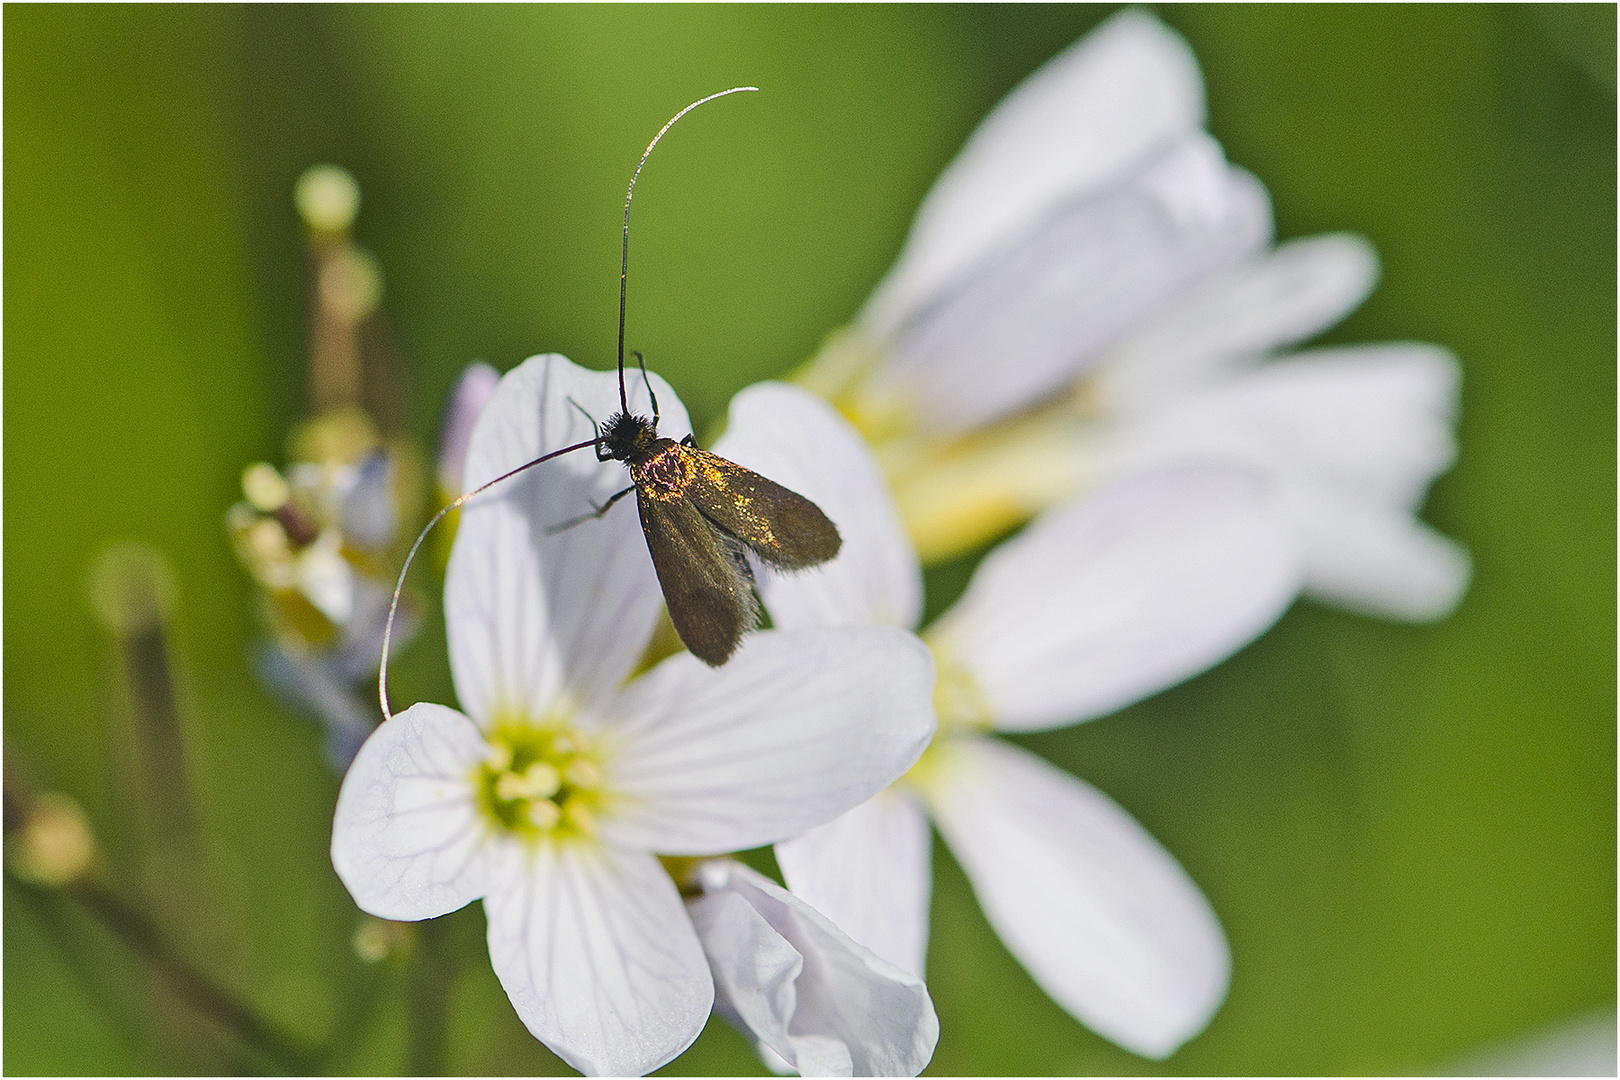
[599, 410, 661, 464]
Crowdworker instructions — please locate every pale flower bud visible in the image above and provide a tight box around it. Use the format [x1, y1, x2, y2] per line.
[9, 792, 97, 886]
[295, 164, 360, 235]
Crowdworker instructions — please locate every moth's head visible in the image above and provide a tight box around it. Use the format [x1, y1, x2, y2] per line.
[599, 410, 659, 462]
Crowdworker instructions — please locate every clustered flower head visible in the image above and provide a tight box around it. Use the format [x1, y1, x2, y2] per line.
[228, 412, 402, 650]
[227, 392, 420, 767]
[322, 9, 1468, 1076]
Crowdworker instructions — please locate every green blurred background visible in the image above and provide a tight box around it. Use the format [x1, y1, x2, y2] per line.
[5, 5, 1614, 1074]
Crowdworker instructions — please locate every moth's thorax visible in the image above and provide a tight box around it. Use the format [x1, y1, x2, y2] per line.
[631, 440, 695, 501]
[599, 411, 661, 463]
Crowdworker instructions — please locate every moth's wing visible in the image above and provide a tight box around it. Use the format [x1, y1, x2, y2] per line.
[680, 447, 842, 571]
[636, 487, 760, 667]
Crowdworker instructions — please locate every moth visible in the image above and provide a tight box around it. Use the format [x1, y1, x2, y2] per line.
[379, 88, 840, 716]
[554, 85, 839, 664]
[572, 368, 840, 666]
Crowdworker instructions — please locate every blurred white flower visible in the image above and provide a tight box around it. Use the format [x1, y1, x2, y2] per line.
[688, 858, 939, 1077]
[797, 8, 1468, 621]
[1445, 1007, 1617, 1077]
[717, 382, 1302, 1059]
[331, 355, 936, 1076]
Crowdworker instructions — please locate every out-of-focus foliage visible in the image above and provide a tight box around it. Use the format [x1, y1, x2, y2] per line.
[5, 5, 1613, 1075]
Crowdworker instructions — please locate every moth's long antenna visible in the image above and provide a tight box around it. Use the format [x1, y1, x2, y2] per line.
[378, 436, 597, 721]
[618, 86, 758, 413]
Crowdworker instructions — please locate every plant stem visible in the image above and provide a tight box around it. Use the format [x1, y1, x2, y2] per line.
[8, 869, 320, 1074]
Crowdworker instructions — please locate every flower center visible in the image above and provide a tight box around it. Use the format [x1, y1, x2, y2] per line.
[922, 640, 996, 736]
[475, 724, 604, 840]
[792, 326, 1110, 564]
[900, 643, 992, 796]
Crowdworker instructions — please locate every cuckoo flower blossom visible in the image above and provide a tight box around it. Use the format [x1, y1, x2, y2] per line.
[796, 8, 1468, 622]
[716, 382, 1301, 1059]
[331, 355, 936, 1075]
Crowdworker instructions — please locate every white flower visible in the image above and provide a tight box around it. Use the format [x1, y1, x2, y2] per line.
[797, 8, 1468, 621]
[716, 382, 1302, 1059]
[331, 355, 937, 1076]
[688, 858, 939, 1076]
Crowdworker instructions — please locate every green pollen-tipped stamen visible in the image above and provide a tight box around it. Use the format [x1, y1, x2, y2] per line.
[476, 724, 604, 841]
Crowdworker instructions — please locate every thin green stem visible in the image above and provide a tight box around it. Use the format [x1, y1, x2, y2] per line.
[7, 869, 320, 1074]
[405, 917, 457, 1075]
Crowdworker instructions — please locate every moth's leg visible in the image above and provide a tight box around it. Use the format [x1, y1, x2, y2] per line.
[545, 484, 636, 535]
[568, 396, 611, 460]
[680, 434, 697, 448]
[632, 350, 660, 427]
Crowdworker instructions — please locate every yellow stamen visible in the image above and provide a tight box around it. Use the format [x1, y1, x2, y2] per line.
[562, 797, 596, 837]
[248, 518, 291, 563]
[242, 463, 291, 512]
[485, 739, 514, 773]
[563, 758, 601, 791]
[922, 639, 998, 735]
[523, 762, 562, 799]
[526, 800, 562, 831]
[474, 723, 606, 843]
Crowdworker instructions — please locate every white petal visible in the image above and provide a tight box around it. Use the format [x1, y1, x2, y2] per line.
[331, 702, 491, 921]
[924, 737, 1228, 1059]
[863, 10, 1206, 336]
[713, 382, 922, 630]
[1104, 233, 1381, 410]
[870, 135, 1272, 433]
[1104, 342, 1461, 511]
[448, 354, 687, 724]
[690, 860, 939, 1078]
[775, 787, 933, 978]
[1285, 485, 1471, 621]
[597, 627, 936, 854]
[482, 840, 711, 1076]
[296, 530, 356, 626]
[342, 448, 399, 548]
[1445, 1007, 1617, 1077]
[437, 360, 501, 496]
[931, 467, 1300, 732]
